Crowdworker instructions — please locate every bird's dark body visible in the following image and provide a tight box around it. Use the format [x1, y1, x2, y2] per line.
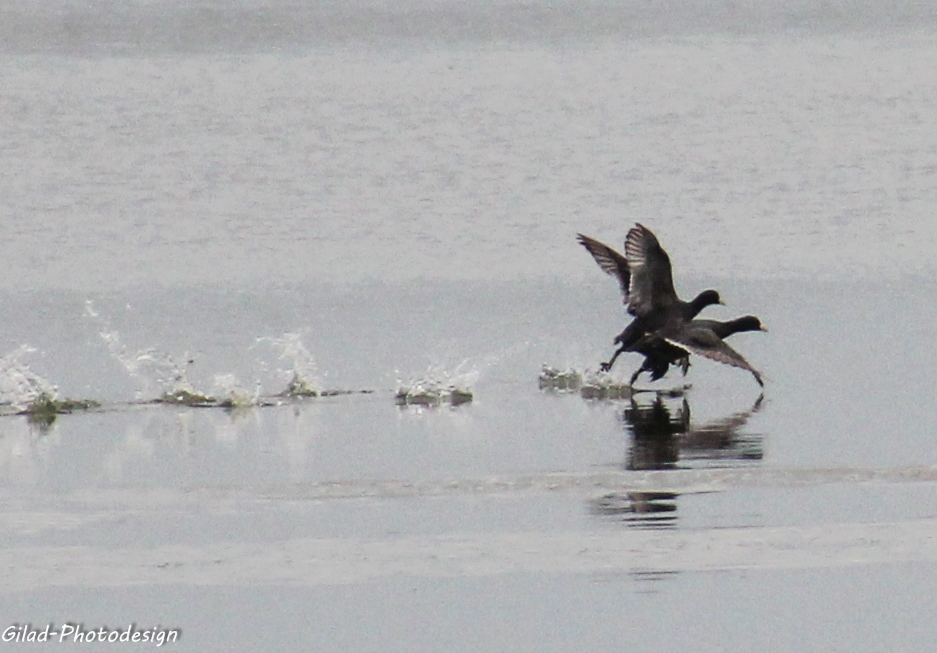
[578, 225, 765, 387]
[629, 315, 767, 386]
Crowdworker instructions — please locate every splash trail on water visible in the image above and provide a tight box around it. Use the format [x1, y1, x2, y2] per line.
[85, 301, 195, 400]
[0, 345, 58, 412]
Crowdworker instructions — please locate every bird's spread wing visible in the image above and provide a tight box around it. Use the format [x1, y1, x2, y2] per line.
[577, 234, 631, 305]
[624, 223, 678, 316]
[664, 327, 764, 387]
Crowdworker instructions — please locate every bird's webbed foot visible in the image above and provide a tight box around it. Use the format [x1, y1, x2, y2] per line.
[600, 345, 626, 373]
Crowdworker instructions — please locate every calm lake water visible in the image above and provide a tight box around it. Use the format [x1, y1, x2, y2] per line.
[2, 1, 937, 651]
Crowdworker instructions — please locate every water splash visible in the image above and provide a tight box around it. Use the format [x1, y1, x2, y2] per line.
[255, 332, 322, 397]
[86, 300, 194, 399]
[0, 345, 58, 412]
[579, 369, 635, 400]
[210, 373, 261, 408]
[538, 365, 582, 392]
[396, 360, 475, 407]
[538, 365, 621, 396]
[538, 363, 689, 400]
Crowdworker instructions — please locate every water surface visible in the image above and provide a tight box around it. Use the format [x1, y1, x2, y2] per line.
[1, 1, 936, 651]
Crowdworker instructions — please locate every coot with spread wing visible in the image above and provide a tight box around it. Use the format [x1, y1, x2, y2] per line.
[578, 224, 722, 372]
[629, 316, 767, 386]
[579, 224, 765, 386]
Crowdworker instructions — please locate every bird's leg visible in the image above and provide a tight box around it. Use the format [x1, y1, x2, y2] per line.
[629, 363, 648, 386]
[600, 345, 626, 372]
[678, 356, 691, 376]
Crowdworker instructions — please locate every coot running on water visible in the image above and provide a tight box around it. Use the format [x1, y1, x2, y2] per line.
[629, 316, 767, 386]
[577, 224, 722, 373]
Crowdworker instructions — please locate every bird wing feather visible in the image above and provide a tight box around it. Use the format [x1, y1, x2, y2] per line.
[663, 328, 764, 387]
[577, 234, 631, 306]
[624, 223, 679, 317]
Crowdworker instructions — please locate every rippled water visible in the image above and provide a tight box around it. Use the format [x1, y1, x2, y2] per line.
[2, 1, 937, 651]
[3, 22, 937, 289]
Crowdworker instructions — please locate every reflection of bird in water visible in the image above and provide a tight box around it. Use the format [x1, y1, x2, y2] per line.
[625, 395, 688, 470]
[679, 394, 764, 461]
[577, 226, 722, 376]
[578, 225, 766, 386]
[590, 491, 678, 529]
[624, 393, 764, 470]
[591, 394, 763, 528]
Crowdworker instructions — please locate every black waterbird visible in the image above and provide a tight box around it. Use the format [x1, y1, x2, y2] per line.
[629, 315, 767, 387]
[578, 224, 765, 386]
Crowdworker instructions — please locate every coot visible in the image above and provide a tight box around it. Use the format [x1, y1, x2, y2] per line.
[629, 316, 767, 386]
[578, 224, 723, 373]
[661, 320, 765, 387]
